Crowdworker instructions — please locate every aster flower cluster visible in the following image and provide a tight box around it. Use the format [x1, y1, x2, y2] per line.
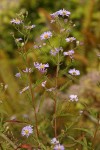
[11, 9, 82, 149]
[51, 9, 71, 19]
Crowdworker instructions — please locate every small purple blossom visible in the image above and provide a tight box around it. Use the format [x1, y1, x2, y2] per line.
[50, 11, 59, 19]
[51, 138, 59, 145]
[33, 45, 39, 49]
[50, 9, 70, 19]
[69, 94, 78, 102]
[54, 144, 65, 150]
[65, 37, 76, 42]
[58, 9, 71, 17]
[34, 62, 49, 73]
[23, 68, 32, 73]
[10, 18, 22, 24]
[50, 47, 63, 56]
[16, 38, 22, 42]
[63, 50, 74, 57]
[21, 125, 33, 138]
[40, 31, 52, 40]
[15, 72, 21, 78]
[68, 68, 80, 76]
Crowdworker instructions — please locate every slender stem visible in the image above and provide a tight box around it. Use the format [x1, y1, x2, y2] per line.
[54, 99, 57, 137]
[22, 42, 39, 138]
[28, 72, 39, 138]
[56, 52, 60, 87]
[54, 52, 60, 137]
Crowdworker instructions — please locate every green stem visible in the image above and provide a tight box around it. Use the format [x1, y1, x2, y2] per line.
[21, 42, 39, 138]
[28, 72, 39, 138]
[54, 52, 60, 137]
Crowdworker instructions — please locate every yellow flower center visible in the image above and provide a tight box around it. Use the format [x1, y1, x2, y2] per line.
[40, 64, 45, 69]
[44, 34, 48, 38]
[25, 130, 29, 135]
[15, 18, 20, 23]
[62, 11, 66, 15]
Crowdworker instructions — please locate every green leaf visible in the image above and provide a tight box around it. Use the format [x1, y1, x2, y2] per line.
[74, 128, 94, 137]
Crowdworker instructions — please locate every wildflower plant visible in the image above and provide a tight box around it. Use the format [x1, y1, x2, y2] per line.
[2, 9, 99, 150]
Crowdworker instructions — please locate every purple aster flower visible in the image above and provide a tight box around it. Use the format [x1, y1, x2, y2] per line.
[58, 9, 71, 17]
[10, 18, 22, 24]
[40, 31, 52, 40]
[15, 72, 21, 78]
[34, 62, 49, 73]
[33, 45, 39, 49]
[23, 68, 32, 73]
[68, 68, 80, 76]
[65, 37, 76, 42]
[54, 144, 65, 150]
[69, 94, 78, 102]
[50, 12, 59, 19]
[21, 125, 33, 138]
[16, 38, 22, 42]
[50, 47, 63, 56]
[51, 138, 59, 145]
[63, 50, 74, 56]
